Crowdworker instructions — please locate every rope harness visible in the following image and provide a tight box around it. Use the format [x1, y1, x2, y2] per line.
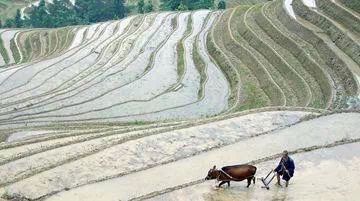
[217, 169, 236, 181]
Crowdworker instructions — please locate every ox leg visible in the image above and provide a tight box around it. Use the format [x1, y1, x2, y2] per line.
[219, 181, 227, 187]
[247, 178, 252, 188]
[227, 181, 230, 187]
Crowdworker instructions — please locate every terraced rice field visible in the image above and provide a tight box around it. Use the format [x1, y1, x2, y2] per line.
[0, 0, 359, 200]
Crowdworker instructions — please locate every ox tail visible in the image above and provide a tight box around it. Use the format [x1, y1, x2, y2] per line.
[252, 166, 257, 184]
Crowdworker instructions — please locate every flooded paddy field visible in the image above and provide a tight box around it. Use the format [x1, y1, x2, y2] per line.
[151, 142, 360, 201]
[39, 112, 360, 201]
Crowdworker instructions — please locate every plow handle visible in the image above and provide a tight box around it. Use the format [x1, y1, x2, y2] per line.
[264, 169, 273, 180]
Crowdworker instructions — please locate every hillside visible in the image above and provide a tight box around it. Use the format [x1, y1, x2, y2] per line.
[0, 0, 30, 22]
[1, 0, 157, 22]
[0, 0, 359, 200]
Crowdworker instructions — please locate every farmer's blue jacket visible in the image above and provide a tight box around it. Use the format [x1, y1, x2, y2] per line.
[275, 157, 295, 176]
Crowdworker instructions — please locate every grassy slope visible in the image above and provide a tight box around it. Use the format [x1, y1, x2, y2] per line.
[209, 0, 359, 110]
[225, 0, 267, 8]
[10, 38, 20, 63]
[212, 9, 273, 110]
[0, 34, 10, 64]
[262, 1, 332, 108]
[0, 0, 34, 22]
[176, 14, 192, 81]
[0, 0, 160, 23]
[340, 0, 360, 13]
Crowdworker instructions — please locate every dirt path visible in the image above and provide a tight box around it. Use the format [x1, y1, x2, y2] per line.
[43, 112, 360, 201]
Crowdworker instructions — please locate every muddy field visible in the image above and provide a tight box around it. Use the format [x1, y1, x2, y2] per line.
[151, 142, 360, 201]
[39, 112, 360, 201]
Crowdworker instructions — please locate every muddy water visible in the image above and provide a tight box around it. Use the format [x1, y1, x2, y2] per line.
[151, 142, 360, 201]
[43, 113, 360, 201]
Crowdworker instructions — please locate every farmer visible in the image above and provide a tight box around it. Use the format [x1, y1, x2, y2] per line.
[274, 150, 295, 187]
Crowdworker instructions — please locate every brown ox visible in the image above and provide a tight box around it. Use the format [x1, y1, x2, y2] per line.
[205, 165, 257, 187]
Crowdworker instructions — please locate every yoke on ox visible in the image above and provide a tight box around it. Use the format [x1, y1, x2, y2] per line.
[205, 165, 257, 188]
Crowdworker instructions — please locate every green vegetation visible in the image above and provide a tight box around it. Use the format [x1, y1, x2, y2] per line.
[275, 0, 358, 108]
[1, 0, 127, 28]
[193, 40, 206, 99]
[47, 31, 57, 55]
[14, 8, 23, 27]
[0, 0, 358, 111]
[171, 16, 177, 28]
[1, 0, 217, 29]
[261, 1, 332, 108]
[138, 0, 145, 13]
[207, 25, 240, 109]
[214, 9, 277, 109]
[6, 26, 75, 65]
[144, 0, 154, 12]
[137, 0, 154, 13]
[237, 82, 269, 111]
[126, 0, 157, 15]
[218, 0, 226, 9]
[293, 0, 360, 67]
[0, 35, 10, 65]
[29, 32, 41, 59]
[24, 36, 32, 62]
[0, 0, 29, 23]
[160, 0, 214, 11]
[251, 4, 325, 108]
[341, 0, 360, 13]
[176, 15, 192, 81]
[10, 38, 21, 64]
[207, 0, 357, 110]
[244, 6, 312, 106]
[318, 0, 360, 34]
[225, 0, 266, 8]
[231, 6, 294, 106]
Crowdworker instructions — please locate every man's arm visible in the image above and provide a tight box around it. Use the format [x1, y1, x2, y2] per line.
[274, 161, 282, 172]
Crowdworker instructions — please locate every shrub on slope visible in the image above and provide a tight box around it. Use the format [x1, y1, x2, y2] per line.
[340, 0, 360, 13]
[0, 35, 10, 65]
